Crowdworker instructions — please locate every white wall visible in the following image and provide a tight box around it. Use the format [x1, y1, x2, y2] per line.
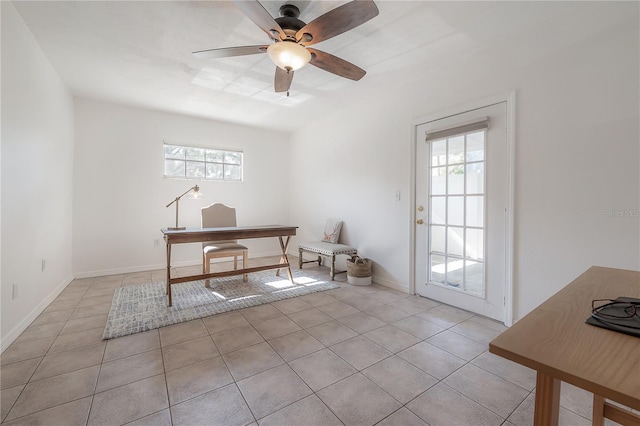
[289, 101, 411, 290]
[3, 1, 638, 349]
[1, 2, 75, 349]
[289, 2, 640, 319]
[73, 99, 291, 277]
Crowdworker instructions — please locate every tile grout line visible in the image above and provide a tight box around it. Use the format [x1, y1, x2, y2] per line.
[1, 281, 93, 423]
[3, 261, 552, 426]
[160, 329, 173, 426]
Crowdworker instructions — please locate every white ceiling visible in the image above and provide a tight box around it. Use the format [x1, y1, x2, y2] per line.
[11, 1, 624, 132]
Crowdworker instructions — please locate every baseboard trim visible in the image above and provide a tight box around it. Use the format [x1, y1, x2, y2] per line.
[371, 275, 410, 293]
[1, 273, 74, 353]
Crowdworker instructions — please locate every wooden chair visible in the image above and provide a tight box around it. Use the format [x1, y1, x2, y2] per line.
[201, 203, 248, 286]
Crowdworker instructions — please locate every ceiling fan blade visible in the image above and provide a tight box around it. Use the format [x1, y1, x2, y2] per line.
[274, 67, 294, 92]
[232, 0, 286, 41]
[296, 0, 379, 46]
[308, 48, 366, 81]
[192, 45, 268, 60]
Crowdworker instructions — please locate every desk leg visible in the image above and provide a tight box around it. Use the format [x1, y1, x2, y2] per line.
[593, 397, 640, 426]
[276, 236, 294, 282]
[534, 372, 560, 426]
[592, 395, 605, 426]
[165, 241, 173, 307]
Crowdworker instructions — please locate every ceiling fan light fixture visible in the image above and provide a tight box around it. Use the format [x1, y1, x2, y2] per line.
[267, 41, 311, 71]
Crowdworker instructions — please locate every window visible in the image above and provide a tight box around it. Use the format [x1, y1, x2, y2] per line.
[428, 130, 486, 297]
[164, 143, 243, 181]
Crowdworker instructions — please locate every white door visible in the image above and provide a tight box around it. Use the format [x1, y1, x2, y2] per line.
[415, 102, 509, 322]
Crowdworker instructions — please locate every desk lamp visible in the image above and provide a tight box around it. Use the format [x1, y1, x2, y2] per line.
[166, 185, 202, 230]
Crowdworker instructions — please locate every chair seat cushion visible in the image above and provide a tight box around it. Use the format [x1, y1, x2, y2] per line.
[204, 243, 248, 254]
[299, 241, 356, 256]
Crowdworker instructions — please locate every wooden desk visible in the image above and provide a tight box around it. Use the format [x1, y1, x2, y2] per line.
[161, 225, 297, 306]
[489, 266, 640, 426]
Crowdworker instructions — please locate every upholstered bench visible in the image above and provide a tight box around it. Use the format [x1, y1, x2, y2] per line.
[298, 241, 357, 280]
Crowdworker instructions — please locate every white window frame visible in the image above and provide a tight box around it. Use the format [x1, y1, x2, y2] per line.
[427, 130, 487, 298]
[163, 143, 243, 181]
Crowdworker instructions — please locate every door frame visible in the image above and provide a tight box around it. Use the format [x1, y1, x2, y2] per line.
[409, 91, 516, 326]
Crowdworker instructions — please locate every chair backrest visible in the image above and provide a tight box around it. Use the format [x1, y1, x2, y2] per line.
[201, 203, 238, 246]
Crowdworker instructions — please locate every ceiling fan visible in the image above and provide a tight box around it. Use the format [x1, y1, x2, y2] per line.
[193, 0, 379, 95]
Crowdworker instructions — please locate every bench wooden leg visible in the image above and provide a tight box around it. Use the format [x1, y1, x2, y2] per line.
[299, 249, 325, 270]
[330, 255, 336, 280]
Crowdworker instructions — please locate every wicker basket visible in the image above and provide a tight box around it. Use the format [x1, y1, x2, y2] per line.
[346, 256, 372, 278]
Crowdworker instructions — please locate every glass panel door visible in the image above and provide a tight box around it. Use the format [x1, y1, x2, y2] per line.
[415, 101, 509, 322]
[428, 131, 486, 297]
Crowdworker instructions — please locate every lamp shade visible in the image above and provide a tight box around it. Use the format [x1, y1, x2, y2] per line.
[188, 185, 203, 199]
[267, 41, 311, 71]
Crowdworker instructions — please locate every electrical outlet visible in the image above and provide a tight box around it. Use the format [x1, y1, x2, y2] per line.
[153, 239, 160, 247]
[12, 284, 17, 300]
[41, 259, 46, 272]
[395, 190, 401, 201]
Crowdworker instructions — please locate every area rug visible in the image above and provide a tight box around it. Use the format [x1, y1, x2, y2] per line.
[102, 269, 339, 339]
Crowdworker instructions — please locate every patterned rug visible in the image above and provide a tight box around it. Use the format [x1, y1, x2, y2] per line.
[102, 269, 340, 339]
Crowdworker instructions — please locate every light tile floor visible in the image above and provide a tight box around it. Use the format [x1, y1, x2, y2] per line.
[0, 257, 611, 425]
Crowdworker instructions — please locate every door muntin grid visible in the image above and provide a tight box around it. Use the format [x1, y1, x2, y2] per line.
[428, 131, 486, 297]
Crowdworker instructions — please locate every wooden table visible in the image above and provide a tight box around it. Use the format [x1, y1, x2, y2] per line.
[161, 225, 297, 306]
[489, 266, 640, 426]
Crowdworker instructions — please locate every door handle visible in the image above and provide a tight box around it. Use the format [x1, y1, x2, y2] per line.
[416, 219, 424, 225]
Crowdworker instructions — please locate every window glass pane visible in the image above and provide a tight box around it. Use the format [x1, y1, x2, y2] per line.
[430, 254, 446, 284]
[466, 228, 484, 261]
[186, 161, 205, 178]
[206, 163, 223, 179]
[164, 160, 185, 177]
[185, 147, 205, 161]
[466, 163, 484, 194]
[224, 152, 242, 165]
[431, 140, 446, 167]
[225, 164, 242, 181]
[464, 260, 484, 296]
[427, 128, 486, 296]
[430, 225, 446, 254]
[466, 132, 485, 162]
[447, 227, 464, 257]
[206, 150, 224, 163]
[448, 136, 464, 164]
[431, 196, 446, 225]
[466, 196, 484, 227]
[165, 144, 243, 181]
[446, 258, 464, 288]
[447, 196, 464, 226]
[448, 166, 464, 194]
[431, 167, 446, 195]
[165, 145, 185, 160]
